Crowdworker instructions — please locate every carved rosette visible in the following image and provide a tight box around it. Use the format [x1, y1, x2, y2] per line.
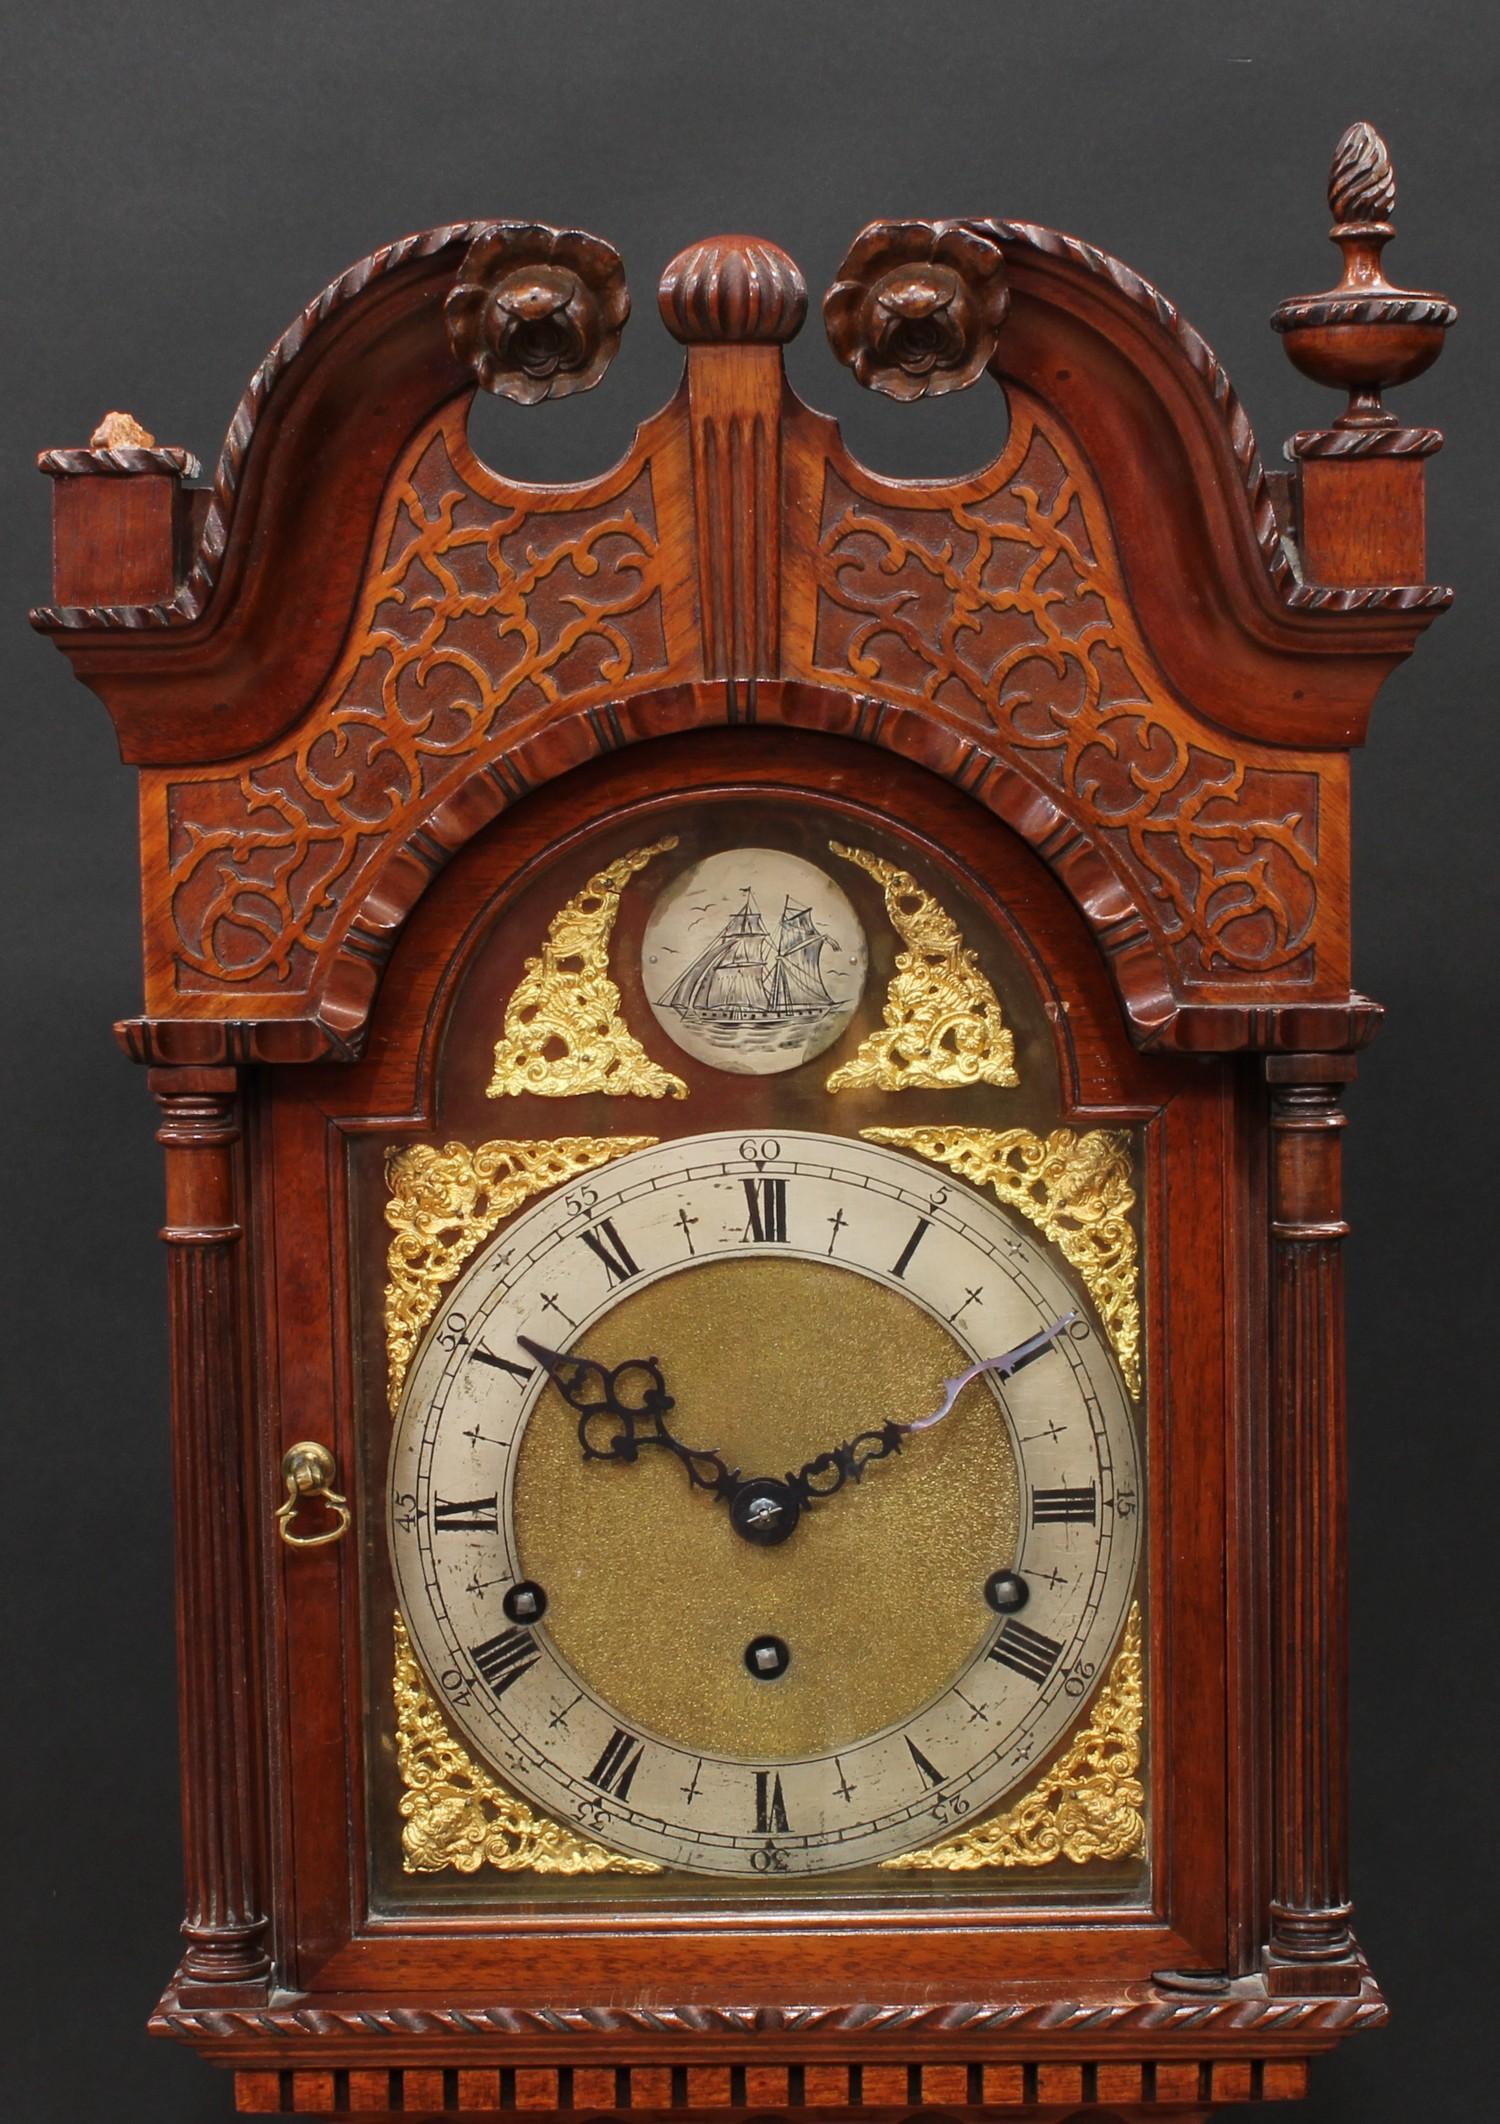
[865, 1125, 1141, 1397]
[826, 843, 1018, 1091]
[446, 223, 629, 403]
[394, 1615, 657, 1874]
[383, 1135, 657, 1408]
[825, 219, 1008, 399]
[883, 1604, 1144, 1870]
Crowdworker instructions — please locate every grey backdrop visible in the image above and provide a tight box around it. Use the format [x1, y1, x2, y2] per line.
[5, 4, 1495, 2121]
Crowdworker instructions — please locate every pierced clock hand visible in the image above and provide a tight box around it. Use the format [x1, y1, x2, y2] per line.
[907, 1312, 1081, 1431]
[517, 1336, 744, 1504]
[522, 1311, 1081, 1549]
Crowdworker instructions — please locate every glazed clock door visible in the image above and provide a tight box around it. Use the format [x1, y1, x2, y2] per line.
[268, 728, 1233, 1993]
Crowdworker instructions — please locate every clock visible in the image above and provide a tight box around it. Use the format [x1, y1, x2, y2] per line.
[388, 1127, 1140, 1878]
[36, 121, 1451, 2123]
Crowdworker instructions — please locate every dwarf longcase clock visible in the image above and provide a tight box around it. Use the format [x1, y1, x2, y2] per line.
[37, 122, 1453, 2123]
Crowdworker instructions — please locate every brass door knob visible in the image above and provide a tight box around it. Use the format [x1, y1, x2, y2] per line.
[276, 1440, 352, 1549]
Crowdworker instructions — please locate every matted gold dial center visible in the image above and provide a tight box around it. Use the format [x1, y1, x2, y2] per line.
[513, 1256, 1019, 1759]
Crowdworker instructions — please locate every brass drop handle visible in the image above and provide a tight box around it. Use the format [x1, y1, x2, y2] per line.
[276, 1440, 352, 1549]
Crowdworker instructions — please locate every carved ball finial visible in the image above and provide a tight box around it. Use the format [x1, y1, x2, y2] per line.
[1328, 120, 1396, 228]
[446, 224, 629, 404]
[658, 236, 807, 345]
[1272, 122, 1454, 427]
[824, 220, 1009, 401]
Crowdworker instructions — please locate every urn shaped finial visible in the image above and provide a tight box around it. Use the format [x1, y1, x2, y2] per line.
[1272, 122, 1454, 428]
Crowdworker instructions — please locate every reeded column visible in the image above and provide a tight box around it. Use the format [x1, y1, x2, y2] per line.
[150, 1065, 271, 1997]
[1264, 1053, 1361, 1994]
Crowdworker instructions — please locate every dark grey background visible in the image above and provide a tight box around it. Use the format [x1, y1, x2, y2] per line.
[4, 4, 1495, 2120]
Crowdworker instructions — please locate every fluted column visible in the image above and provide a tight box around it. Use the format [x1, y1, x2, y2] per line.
[150, 1065, 271, 1997]
[1264, 1054, 1361, 1995]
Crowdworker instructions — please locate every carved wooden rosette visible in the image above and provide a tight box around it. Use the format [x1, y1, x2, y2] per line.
[150, 1067, 271, 1997]
[1263, 1056, 1359, 1994]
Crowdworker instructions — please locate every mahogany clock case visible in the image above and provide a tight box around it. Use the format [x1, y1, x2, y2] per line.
[9, 7, 1496, 2124]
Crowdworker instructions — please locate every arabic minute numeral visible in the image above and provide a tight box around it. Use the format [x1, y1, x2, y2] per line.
[929, 1793, 971, 1827]
[1114, 1486, 1138, 1519]
[563, 1185, 599, 1218]
[436, 1311, 470, 1351]
[1063, 1657, 1098, 1700]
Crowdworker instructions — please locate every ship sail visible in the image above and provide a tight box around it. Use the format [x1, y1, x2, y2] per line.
[660, 890, 773, 1017]
[765, 900, 837, 1014]
[658, 888, 837, 1026]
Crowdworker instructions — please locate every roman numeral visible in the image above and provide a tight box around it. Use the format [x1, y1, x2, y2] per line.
[471, 1626, 540, 1699]
[588, 1727, 645, 1799]
[988, 1619, 1064, 1687]
[754, 1770, 791, 1833]
[579, 1217, 641, 1287]
[433, 1494, 499, 1533]
[905, 1738, 946, 1789]
[742, 1176, 788, 1243]
[1031, 1483, 1097, 1525]
[470, 1348, 535, 1384]
[890, 1217, 931, 1280]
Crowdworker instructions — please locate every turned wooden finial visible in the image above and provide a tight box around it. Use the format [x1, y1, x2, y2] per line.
[658, 236, 807, 345]
[1272, 121, 1455, 429]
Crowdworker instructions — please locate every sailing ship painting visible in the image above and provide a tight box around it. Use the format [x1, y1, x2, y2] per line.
[642, 849, 867, 1075]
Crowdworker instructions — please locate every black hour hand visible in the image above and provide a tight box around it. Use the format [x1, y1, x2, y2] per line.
[519, 1337, 739, 1501]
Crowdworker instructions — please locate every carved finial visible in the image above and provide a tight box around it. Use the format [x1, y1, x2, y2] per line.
[446, 224, 629, 404]
[1329, 121, 1395, 228]
[824, 220, 1008, 400]
[658, 236, 806, 344]
[1273, 122, 1454, 428]
[90, 410, 155, 448]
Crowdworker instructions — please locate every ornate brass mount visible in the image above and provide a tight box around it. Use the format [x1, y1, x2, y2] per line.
[883, 1602, 1144, 1870]
[487, 840, 686, 1100]
[828, 843, 1018, 1092]
[866, 1124, 1141, 1397]
[275, 1441, 351, 1549]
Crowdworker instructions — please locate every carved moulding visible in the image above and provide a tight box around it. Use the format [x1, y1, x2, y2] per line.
[383, 1134, 657, 1409]
[488, 839, 687, 1099]
[865, 1124, 1140, 1397]
[394, 1614, 657, 1876]
[884, 1604, 1143, 1870]
[827, 841, 1018, 1091]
